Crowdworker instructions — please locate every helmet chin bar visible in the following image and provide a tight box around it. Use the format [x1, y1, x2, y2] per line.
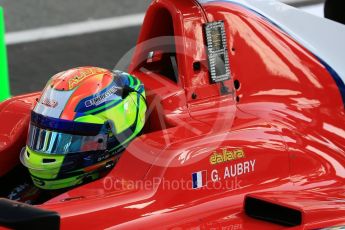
[20, 112, 139, 190]
[26, 149, 118, 190]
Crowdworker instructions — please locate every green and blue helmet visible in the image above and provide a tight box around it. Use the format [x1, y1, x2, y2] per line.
[20, 67, 146, 190]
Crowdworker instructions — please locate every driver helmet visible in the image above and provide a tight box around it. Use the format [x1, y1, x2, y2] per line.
[20, 67, 147, 190]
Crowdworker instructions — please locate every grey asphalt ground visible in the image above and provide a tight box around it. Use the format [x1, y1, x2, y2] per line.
[0, 0, 151, 95]
[0, 0, 323, 32]
[0, 0, 151, 32]
[8, 27, 140, 95]
[0, 0, 324, 95]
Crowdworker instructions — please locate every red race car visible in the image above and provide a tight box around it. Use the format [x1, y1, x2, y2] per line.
[0, 0, 345, 229]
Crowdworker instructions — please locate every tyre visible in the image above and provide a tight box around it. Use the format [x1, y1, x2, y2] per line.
[324, 0, 345, 25]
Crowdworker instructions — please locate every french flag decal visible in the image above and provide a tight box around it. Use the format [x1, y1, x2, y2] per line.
[192, 171, 207, 189]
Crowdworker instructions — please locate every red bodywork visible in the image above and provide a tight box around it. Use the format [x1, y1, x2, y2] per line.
[0, 0, 344, 229]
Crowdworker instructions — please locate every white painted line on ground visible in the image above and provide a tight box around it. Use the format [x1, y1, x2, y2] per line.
[5, 2, 324, 45]
[5, 13, 145, 45]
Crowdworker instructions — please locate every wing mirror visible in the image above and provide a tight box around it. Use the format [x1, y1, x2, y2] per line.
[147, 50, 164, 63]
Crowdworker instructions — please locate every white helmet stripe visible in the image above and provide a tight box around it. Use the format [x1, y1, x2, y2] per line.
[34, 87, 75, 118]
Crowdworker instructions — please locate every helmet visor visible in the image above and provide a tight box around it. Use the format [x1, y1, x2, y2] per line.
[27, 123, 108, 154]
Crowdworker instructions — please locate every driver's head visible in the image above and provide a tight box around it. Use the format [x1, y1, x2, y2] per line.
[20, 67, 147, 190]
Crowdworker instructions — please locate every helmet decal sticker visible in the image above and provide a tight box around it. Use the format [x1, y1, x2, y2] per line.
[85, 85, 120, 108]
[75, 82, 123, 114]
[68, 67, 106, 90]
[40, 98, 58, 108]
